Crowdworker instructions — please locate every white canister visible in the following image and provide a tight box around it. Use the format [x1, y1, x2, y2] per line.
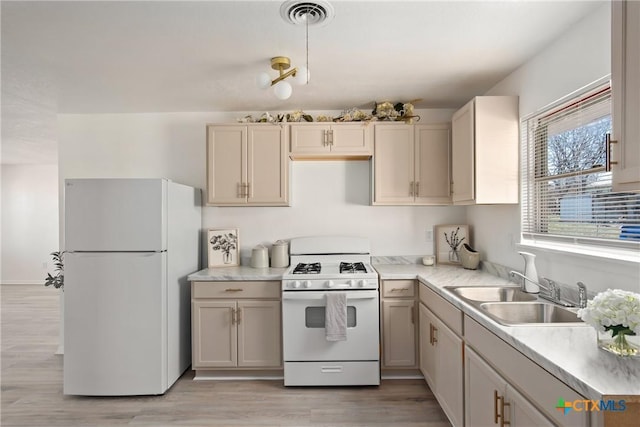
[270, 240, 289, 268]
[250, 245, 269, 268]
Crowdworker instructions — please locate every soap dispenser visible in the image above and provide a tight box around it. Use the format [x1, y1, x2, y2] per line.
[518, 251, 540, 293]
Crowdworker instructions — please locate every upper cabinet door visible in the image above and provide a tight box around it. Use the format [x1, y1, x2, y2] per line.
[451, 96, 519, 205]
[612, 0, 640, 191]
[290, 124, 331, 154]
[207, 124, 290, 206]
[329, 124, 372, 154]
[247, 126, 289, 205]
[414, 124, 451, 204]
[373, 124, 415, 204]
[206, 125, 246, 205]
[290, 123, 372, 158]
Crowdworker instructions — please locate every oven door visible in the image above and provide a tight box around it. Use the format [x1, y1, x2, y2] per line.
[282, 290, 379, 361]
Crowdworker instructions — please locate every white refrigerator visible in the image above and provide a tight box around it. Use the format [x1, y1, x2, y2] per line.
[63, 178, 201, 396]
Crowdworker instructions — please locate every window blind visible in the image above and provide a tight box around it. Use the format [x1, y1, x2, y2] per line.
[521, 85, 640, 249]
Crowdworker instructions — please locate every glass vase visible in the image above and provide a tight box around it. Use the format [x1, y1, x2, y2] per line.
[448, 249, 460, 263]
[597, 329, 639, 357]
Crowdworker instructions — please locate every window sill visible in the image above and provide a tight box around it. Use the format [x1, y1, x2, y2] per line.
[518, 239, 640, 265]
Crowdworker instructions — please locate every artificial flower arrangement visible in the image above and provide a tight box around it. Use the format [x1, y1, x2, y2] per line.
[577, 288, 640, 357]
[236, 100, 421, 124]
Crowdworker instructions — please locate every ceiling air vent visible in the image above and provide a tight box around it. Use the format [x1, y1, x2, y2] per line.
[280, 1, 335, 26]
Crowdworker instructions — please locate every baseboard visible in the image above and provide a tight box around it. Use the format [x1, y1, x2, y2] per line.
[194, 370, 284, 381]
[0, 280, 45, 285]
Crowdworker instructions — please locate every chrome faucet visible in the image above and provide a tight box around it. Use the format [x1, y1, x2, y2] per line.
[509, 270, 542, 294]
[543, 278, 561, 302]
[577, 282, 588, 308]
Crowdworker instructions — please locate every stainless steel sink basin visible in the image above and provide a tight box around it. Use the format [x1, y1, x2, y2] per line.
[480, 302, 583, 325]
[446, 286, 538, 302]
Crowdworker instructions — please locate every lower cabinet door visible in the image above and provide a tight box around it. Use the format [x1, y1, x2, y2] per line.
[382, 299, 416, 367]
[237, 300, 282, 367]
[436, 319, 464, 427]
[192, 300, 237, 368]
[419, 303, 437, 388]
[465, 346, 508, 427]
[507, 384, 554, 427]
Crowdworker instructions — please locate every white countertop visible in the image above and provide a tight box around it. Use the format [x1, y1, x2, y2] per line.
[187, 262, 640, 399]
[188, 265, 288, 281]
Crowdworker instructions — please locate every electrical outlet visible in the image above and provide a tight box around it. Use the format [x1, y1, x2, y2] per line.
[425, 229, 433, 241]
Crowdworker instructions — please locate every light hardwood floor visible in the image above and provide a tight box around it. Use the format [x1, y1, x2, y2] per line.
[1, 284, 451, 426]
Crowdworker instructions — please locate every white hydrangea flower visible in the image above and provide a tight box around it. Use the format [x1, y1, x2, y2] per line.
[577, 289, 640, 335]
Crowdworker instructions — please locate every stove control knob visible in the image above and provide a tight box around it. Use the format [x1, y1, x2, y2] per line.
[327, 280, 334, 288]
[359, 279, 368, 288]
[349, 279, 356, 287]
[291, 281, 301, 289]
[304, 280, 313, 289]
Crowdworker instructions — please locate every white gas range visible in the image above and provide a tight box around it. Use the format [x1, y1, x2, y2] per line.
[281, 236, 380, 387]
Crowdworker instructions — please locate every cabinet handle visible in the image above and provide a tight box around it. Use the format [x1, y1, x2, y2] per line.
[429, 323, 434, 345]
[231, 308, 236, 325]
[415, 182, 420, 197]
[605, 133, 618, 172]
[225, 288, 244, 292]
[409, 181, 414, 196]
[410, 306, 415, 324]
[323, 130, 328, 146]
[237, 308, 241, 324]
[494, 391, 510, 426]
[432, 325, 438, 344]
[330, 129, 334, 146]
[390, 288, 408, 292]
[501, 400, 511, 427]
[237, 183, 243, 198]
[246, 182, 251, 198]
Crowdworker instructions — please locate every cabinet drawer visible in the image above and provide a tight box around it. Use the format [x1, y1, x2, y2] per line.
[382, 280, 416, 298]
[192, 281, 280, 299]
[418, 283, 462, 335]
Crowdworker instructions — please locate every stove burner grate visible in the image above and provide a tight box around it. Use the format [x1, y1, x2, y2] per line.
[292, 262, 321, 274]
[339, 262, 367, 274]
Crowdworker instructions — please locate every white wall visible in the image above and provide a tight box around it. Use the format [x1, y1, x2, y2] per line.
[1, 164, 59, 284]
[58, 109, 464, 260]
[471, 4, 640, 293]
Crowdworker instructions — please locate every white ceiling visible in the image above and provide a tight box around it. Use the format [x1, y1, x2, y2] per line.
[1, 0, 605, 164]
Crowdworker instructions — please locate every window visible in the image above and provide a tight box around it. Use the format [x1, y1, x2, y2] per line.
[521, 84, 640, 250]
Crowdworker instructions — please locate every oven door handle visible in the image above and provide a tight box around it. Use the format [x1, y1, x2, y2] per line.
[282, 290, 378, 301]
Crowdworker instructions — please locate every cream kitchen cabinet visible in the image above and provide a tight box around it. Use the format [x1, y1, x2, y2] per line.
[289, 123, 372, 159]
[191, 281, 282, 373]
[465, 347, 553, 427]
[206, 124, 289, 206]
[451, 96, 519, 205]
[465, 315, 589, 426]
[381, 280, 418, 370]
[373, 123, 451, 205]
[611, 0, 640, 191]
[418, 284, 464, 427]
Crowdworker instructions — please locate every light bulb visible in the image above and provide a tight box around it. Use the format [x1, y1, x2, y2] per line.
[292, 66, 310, 85]
[256, 72, 272, 89]
[273, 80, 292, 100]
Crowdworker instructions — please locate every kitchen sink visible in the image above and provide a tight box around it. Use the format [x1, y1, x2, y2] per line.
[446, 286, 538, 302]
[479, 302, 584, 325]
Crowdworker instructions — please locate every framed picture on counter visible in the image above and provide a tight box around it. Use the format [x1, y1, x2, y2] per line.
[435, 224, 469, 265]
[207, 228, 239, 267]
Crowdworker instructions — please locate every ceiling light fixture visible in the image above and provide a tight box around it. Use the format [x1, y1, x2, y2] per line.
[256, 1, 333, 100]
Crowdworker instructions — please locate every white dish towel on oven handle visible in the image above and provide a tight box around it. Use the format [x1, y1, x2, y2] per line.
[325, 292, 347, 341]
